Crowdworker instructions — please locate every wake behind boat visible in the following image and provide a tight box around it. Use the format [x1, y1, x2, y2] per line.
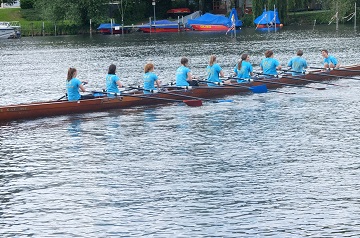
[1, 64, 360, 122]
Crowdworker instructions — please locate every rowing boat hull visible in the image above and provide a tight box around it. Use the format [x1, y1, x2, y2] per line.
[1, 64, 360, 122]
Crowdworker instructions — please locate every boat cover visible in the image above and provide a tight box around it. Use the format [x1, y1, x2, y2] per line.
[254, 9, 281, 25]
[139, 20, 179, 29]
[97, 23, 121, 30]
[187, 8, 242, 27]
[139, 11, 201, 29]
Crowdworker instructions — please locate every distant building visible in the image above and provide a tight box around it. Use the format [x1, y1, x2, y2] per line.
[1, 0, 20, 8]
[212, 0, 252, 15]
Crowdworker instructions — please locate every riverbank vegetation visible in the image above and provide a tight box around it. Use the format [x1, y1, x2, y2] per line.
[0, 0, 359, 36]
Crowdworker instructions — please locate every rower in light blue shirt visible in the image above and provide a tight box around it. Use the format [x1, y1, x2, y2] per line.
[106, 64, 123, 94]
[233, 54, 254, 83]
[176, 57, 198, 86]
[66, 67, 87, 101]
[206, 55, 226, 86]
[260, 50, 281, 77]
[287, 50, 308, 76]
[143, 63, 161, 94]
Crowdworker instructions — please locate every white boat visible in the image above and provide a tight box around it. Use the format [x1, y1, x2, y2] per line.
[0, 21, 21, 39]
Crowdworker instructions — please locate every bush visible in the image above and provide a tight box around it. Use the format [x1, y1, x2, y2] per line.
[20, 0, 35, 9]
[241, 14, 254, 27]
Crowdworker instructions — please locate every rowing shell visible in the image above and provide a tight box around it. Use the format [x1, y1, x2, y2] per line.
[1, 64, 360, 122]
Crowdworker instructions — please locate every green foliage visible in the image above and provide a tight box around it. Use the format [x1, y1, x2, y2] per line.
[287, 10, 332, 25]
[20, 0, 35, 9]
[21, 8, 42, 21]
[241, 14, 254, 27]
[34, 0, 109, 26]
[252, 0, 264, 23]
[327, 0, 357, 23]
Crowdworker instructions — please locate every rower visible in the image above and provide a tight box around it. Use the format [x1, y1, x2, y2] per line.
[260, 50, 281, 78]
[287, 50, 308, 76]
[321, 49, 340, 70]
[66, 67, 92, 101]
[106, 64, 124, 96]
[233, 53, 254, 83]
[206, 55, 230, 86]
[143, 63, 161, 94]
[175, 57, 199, 87]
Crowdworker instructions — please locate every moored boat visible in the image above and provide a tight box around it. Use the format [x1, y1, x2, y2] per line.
[138, 20, 188, 33]
[0, 21, 21, 39]
[1, 64, 360, 122]
[97, 23, 131, 34]
[254, 9, 283, 31]
[187, 8, 242, 32]
[138, 11, 200, 33]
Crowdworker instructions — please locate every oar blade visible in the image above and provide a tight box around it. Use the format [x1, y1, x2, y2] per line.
[249, 84, 268, 93]
[183, 100, 203, 107]
[214, 99, 233, 103]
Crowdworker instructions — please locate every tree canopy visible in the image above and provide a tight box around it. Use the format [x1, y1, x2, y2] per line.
[29, 0, 359, 27]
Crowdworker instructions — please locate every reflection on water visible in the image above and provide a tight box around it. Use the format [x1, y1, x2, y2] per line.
[1, 25, 360, 237]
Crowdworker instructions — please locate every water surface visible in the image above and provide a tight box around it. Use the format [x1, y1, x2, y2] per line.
[1, 25, 360, 237]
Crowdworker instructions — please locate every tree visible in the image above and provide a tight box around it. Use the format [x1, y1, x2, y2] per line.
[34, 0, 110, 26]
[326, 0, 357, 23]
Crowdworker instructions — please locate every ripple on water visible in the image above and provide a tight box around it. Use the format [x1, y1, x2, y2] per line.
[1, 25, 360, 237]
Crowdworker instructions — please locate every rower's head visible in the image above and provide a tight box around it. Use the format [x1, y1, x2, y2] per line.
[181, 57, 189, 66]
[241, 54, 249, 61]
[237, 54, 249, 70]
[108, 64, 116, 74]
[321, 49, 329, 58]
[265, 50, 274, 58]
[297, 50, 303, 56]
[209, 55, 217, 66]
[144, 63, 154, 73]
[67, 67, 77, 81]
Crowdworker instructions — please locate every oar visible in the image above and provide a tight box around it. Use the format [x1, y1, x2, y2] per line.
[279, 70, 348, 87]
[92, 91, 203, 107]
[197, 79, 269, 93]
[309, 66, 360, 73]
[220, 78, 296, 95]
[254, 72, 326, 90]
[57, 94, 67, 101]
[128, 86, 233, 103]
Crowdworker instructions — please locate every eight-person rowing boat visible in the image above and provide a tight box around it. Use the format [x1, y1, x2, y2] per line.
[1, 63, 360, 122]
[0, 49, 358, 122]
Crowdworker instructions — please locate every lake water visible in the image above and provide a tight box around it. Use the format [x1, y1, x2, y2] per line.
[1, 25, 360, 237]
